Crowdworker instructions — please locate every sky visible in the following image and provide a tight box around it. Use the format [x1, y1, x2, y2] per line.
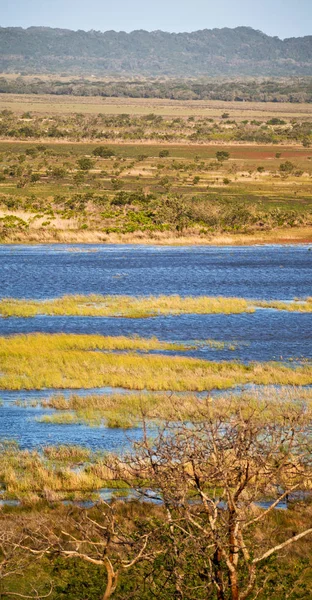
[0, 0, 311, 39]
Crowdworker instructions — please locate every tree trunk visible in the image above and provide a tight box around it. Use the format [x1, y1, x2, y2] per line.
[213, 548, 225, 600]
[228, 509, 240, 600]
[102, 560, 118, 600]
[229, 569, 239, 600]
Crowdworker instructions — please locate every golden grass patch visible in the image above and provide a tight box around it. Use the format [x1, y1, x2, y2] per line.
[0, 333, 311, 391]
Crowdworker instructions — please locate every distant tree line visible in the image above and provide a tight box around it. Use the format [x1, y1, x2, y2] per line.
[0, 76, 311, 103]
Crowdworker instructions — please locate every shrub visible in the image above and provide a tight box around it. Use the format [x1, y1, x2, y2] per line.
[30, 173, 40, 183]
[52, 167, 67, 179]
[216, 151, 230, 162]
[77, 157, 93, 171]
[267, 118, 286, 125]
[0, 215, 28, 238]
[92, 146, 115, 158]
[279, 161, 294, 173]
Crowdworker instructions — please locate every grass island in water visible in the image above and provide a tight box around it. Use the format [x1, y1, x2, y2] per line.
[1, 294, 312, 318]
[0, 333, 311, 391]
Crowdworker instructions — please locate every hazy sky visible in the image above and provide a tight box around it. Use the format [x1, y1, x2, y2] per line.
[1, 0, 311, 39]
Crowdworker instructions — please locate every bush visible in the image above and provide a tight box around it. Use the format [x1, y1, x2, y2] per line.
[52, 557, 105, 600]
[25, 148, 37, 157]
[77, 157, 93, 171]
[267, 118, 286, 125]
[0, 215, 28, 238]
[92, 146, 115, 158]
[279, 161, 294, 173]
[52, 167, 67, 179]
[216, 151, 230, 162]
[30, 173, 40, 183]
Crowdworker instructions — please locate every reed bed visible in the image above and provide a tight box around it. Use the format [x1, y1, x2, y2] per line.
[38, 387, 312, 428]
[1, 389, 312, 501]
[38, 413, 83, 425]
[0, 441, 128, 502]
[40, 392, 197, 427]
[1, 295, 311, 319]
[43, 445, 91, 463]
[0, 332, 185, 353]
[0, 333, 311, 391]
[0, 294, 253, 318]
[256, 297, 312, 312]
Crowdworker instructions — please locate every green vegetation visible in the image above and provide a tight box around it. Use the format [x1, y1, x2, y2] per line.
[0, 396, 312, 599]
[0, 54, 312, 599]
[0, 94, 311, 244]
[0, 333, 311, 391]
[0, 129, 311, 243]
[0, 27, 311, 76]
[1, 504, 311, 600]
[2, 393, 312, 498]
[0, 109, 311, 144]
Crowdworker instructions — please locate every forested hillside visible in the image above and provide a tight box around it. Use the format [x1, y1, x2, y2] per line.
[0, 25, 311, 76]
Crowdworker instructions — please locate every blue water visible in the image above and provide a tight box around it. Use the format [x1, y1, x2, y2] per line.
[2, 385, 310, 452]
[0, 243, 311, 450]
[1, 244, 311, 299]
[0, 404, 142, 451]
[1, 312, 311, 362]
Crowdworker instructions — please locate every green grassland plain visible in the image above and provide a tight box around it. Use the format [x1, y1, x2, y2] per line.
[0, 94, 311, 243]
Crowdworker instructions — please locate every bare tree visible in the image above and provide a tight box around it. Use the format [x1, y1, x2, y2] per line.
[17, 502, 157, 600]
[0, 517, 53, 599]
[4, 396, 312, 599]
[122, 396, 312, 600]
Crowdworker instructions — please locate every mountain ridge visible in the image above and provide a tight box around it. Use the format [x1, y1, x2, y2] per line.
[0, 25, 311, 76]
[1, 25, 309, 40]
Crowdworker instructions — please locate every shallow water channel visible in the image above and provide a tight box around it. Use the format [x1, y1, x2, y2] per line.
[0, 243, 311, 451]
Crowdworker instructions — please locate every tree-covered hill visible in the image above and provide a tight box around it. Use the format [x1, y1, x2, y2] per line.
[0, 25, 311, 76]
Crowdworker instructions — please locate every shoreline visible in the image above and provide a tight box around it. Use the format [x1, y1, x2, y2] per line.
[1, 227, 312, 247]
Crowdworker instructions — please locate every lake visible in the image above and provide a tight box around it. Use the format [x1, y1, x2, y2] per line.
[1, 243, 311, 450]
